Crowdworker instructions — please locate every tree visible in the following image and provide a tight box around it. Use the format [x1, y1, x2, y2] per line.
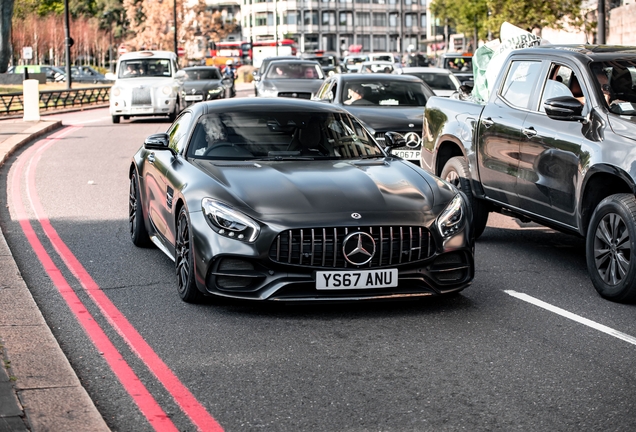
[0, 0, 15, 73]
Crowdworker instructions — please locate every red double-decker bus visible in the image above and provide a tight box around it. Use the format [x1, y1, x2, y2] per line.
[208, 40, 252, 66]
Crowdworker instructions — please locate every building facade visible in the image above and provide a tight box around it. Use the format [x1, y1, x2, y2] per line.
[241, 0, 430, 54]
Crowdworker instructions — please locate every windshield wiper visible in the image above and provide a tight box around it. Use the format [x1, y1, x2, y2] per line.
[254, 156, 315, 161]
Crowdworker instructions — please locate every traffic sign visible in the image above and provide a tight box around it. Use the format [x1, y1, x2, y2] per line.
[178, 47, 186, 57]
[118, 45, 128, 55]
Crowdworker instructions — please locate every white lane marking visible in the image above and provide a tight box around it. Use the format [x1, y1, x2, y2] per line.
[505, 290, 636, 346]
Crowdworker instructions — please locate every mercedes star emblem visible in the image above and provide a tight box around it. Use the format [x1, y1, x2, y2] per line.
[351, 213, 362, 219]
[404, 132, 421, 149]
[191, 88, 196, 94]
[342, 232, 376, 266]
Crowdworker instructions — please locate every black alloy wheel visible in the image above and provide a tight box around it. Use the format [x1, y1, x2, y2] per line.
[586, 193, 636, 302]
[129, 172, 151, 247]
[441, 156, 489, 239]
[175, 208, 203, 303]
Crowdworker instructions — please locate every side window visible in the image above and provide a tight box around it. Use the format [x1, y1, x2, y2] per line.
[539, 64, 579, 112]
[316, 80, 334, 100]
[167, 112, 193, 154]
[500, 60, 543, 110]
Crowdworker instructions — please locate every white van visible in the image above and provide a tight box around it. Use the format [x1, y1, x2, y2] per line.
[106, 50, 185, 124]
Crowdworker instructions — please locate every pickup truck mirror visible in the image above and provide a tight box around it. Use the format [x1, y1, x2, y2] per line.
[544, 96, 586, 122]
[384, 131, 406, 149]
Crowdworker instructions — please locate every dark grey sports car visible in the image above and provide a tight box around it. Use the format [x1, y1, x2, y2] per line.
[181, 66, 233, 106]
[129, 98, 474, 303]
[314, 74, 435, 166]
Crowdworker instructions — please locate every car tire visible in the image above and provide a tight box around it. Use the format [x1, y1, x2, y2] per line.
[112, 115, 120, 124]
[123, 115, 130, 120]
[175, 207, 204, 303]
[168, 108, 177, 123]
[440, 156, 489, 239]
[129, 172, 152, 247]
[586, 193, 636, 303]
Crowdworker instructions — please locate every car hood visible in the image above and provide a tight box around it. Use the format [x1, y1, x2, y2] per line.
[183, 80, 224, 93]
[261, 79, 324, 93]
[191, 159, 438, 221]
[114, 77, 178, 87]
[342, 106, 424, 132]
[433, 89, 457, 98]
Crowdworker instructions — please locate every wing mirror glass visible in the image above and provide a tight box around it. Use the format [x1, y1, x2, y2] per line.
[544, 96, 586, 122]
[144, 133, 170, 150]
[383, 131, 406, 149]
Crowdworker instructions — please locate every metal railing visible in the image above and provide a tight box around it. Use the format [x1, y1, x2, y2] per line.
[0, 86, 110, 116]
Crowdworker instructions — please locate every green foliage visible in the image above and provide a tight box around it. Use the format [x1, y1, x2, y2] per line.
[430, 0, 584, 40]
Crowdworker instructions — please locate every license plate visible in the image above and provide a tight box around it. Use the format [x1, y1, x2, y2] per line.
[393, 150, 421, 161]
[185, 95, 203, 101]
[132, 107, 153, 114]
[316, 269, 398, 290]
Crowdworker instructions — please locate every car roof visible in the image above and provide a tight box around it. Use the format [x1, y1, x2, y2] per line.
[400, 67, 449, 74]
[119, 50, 177, 61]
[184, 66, 220, 70]
[509, 44, 636, 62]
[190, 98, 352, 116]
[334, 73, 423, 83]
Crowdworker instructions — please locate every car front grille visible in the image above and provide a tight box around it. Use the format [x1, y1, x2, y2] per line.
[269, 226, 434, 269]
[132, 88, 152, 105]
[375, 131, 421, 150]
[278, 92, 312, 99]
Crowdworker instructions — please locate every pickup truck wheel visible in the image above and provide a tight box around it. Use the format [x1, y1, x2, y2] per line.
[441, 157, 489, 239]
[586, 194, 636, 303]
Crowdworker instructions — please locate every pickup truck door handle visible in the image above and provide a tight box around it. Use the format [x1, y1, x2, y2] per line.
[148, 153, 155, 164]
[482, 117, 494, 128]
[522, 127, 538, 138]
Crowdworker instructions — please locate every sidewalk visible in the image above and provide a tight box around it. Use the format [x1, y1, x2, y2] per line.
[0, 119, 109, 431]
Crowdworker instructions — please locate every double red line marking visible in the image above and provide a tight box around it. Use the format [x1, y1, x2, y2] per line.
[9, 126, 223, 432]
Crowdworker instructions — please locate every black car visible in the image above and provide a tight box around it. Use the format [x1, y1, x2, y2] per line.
[301, 52, 341, 75]
[313, 73, 435, 165]
[252, 56, 299, 95]
[255, 60, 325, 99]
[70, 66, 110, 83]
[182, 66, 232, 106]
[129, 98, 474, 303]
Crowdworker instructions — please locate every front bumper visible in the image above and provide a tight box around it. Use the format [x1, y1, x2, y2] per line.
[110, 87, 178, 117]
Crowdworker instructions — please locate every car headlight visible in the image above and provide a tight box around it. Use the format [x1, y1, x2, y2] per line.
[436, 194, 465, 238]
[162, 86, 172, 95]
[207, 87, 224, 99]
[201, 198, 260, 242]
[111, 86, 121, 97]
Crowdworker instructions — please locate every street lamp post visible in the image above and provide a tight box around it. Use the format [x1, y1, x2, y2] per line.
[174, 0, 178, 58]
[63, 0, 72, 89]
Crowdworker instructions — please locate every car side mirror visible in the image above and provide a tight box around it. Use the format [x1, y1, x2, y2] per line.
[252, 71, 260, 82]
[144, 133, 171, 151]
[544, 96, 586, 122]
[175, 70, 186, 79]
[383, 131, 406, 149]
[105, 72, 116, 81]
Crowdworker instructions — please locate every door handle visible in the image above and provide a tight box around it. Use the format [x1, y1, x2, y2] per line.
[148, 153, 155, 164]
[522, 127, 537, 138]
[482, 117, 494, 128]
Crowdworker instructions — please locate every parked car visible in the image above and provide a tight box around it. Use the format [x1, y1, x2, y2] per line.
[10, 65, 65, 82]
[129, 98, 474, 302]
[422, 45, 636, 302]
[313, 73, 435, 165]
[106, 50, 185, 124]
[255, 59, 325, 99]
[399, 67, 462, 97]
[70, 66, 110, 83]
[181, 66, 233, 106]
[251, 55, 299, 96]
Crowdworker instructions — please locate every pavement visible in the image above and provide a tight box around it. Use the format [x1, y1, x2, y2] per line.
[0, 119, 110, 432]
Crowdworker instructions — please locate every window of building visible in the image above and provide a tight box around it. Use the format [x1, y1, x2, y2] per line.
[420, 14, 427, 28]
[373, 35, 387, 51]
[283, 11, 298, 25]
[405, 13, 416, 28]
[372, 13, 387, 26]
[255, 12, 270, 26]
[404, 0, 412, 5]
[360, 35, 370, 51]
[339, 11, 353, 26]
[356, 12, 370, 26]
[355, 0, 371, 4]
[305, 11, 319, 25]
[322, 11, 336, 25]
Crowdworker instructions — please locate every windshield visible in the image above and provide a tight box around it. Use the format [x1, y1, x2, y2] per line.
[342, 81, 429, 106]
[185, 68, 222, 80]
[444, 57, 472, 72]
[591, 60, 636, 116]
[265, 63, 324, 79]
[406, 72, 460, 91]
[118, 59, 172, 78]
[186, 111, 384, 160]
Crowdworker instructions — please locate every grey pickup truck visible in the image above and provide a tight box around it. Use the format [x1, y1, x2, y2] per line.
[421, 45, 636, 302]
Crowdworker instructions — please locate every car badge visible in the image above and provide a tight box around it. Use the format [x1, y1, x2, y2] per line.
[351, 213, 361, 219]
[292, 93, 298, 98]
[191, 88, 196, 94]
[404, 132, 421, 149]
[342, 232, 376, 266]
[409, 123, 415, 128]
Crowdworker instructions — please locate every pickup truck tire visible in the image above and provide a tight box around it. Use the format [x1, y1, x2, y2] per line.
[441, 157, 489, 239]
[586, 193, 636, 303]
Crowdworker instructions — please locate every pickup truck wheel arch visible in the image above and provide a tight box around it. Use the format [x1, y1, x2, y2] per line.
[441, 156, 490, 239]
[586, 193, 636, 303]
